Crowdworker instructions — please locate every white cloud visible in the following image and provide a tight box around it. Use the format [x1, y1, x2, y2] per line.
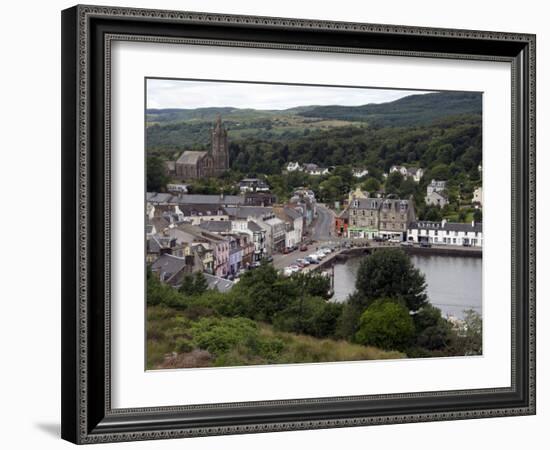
[146, 78, 435, 110]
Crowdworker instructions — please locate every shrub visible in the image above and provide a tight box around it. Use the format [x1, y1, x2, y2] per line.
[190, 317, 259, 355]
[355, 299, 415, 351]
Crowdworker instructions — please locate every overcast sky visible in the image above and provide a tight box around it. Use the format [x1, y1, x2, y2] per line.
[146, 78, 434, 110]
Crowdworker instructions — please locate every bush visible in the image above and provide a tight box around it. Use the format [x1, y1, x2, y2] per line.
[355, 299, 415, 351]
[273, 296, 343, 338]
[413, 304, 452, 351]
[190, 317, 259, 355]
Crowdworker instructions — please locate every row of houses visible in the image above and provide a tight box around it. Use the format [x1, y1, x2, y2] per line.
[146, 191, 316, 280]
[335, 194, 482, 247]
[407, 220, 483, 247]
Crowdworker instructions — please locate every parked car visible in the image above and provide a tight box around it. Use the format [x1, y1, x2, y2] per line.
[306, 255, 319, 264]
[263, 255, 274, 263]
[420, 242, 432, 248]
[296, 258, 310, 266]
[300, 244, 308, 252]
[400, 241, 413, 247]
[388, 238, 401, 244]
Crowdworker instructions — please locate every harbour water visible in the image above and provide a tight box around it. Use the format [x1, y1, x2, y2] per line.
[332, 254, 482, 319]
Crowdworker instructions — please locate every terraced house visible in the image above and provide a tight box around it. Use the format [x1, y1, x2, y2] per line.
[345, 197, 416, 241]
[347, 198, 381, 239]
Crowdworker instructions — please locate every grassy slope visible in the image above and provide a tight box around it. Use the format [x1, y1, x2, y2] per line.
[147, 305, 404, 370]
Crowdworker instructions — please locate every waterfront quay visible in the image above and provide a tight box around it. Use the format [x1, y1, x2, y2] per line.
[273, 240, 481, 274]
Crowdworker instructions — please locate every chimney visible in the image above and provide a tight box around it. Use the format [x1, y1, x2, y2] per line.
[472, 220, 475, 227]
[441, 219, 447, 228]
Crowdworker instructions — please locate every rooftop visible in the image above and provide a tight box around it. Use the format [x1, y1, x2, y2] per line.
[409, 220, 482, 233]
[176, 151, 207, 165]
[176, 194, 245, 206]
[198, 221, 232, 233]
[203, 273, 235, 293]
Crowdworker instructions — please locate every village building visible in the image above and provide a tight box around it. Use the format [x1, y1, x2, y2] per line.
[286, 161, 301, 172]
[173, 115, 230, 180]
[178, 204, 229, 226]
[352, 168, 369, 178]
[166, 183, 189, 194]
[335, 209, 349, 237]
[426, 179, 447, 195]
[150, 254, 192, 286]
[239, 178, 270, 193]
[425, 190, 448, 207]
[390, 165, 424, 182]
[243, 191, 277, 206]
[378, 198, 416, 240]
[472, 187, 483, 206]
[273, 206, 304, 249]
[408, 220, 483, 247]
[146, 235, 183, 264]
[348, 198, 381, 239]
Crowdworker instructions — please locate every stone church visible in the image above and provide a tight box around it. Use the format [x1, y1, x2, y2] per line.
[174, 115, 230, 180]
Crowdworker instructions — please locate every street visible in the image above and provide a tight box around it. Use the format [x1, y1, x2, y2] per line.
[311, 204, 335, 241]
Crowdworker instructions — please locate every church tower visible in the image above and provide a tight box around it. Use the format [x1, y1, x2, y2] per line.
[210, 115, 229, 174]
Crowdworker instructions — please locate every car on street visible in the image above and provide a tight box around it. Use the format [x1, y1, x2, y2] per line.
[388, 238, 401, 244]
[306, 255, 319, 264]
[400, 241, 413, 247]
[420, 242, 432, 248]
[300, 244, 308, 252]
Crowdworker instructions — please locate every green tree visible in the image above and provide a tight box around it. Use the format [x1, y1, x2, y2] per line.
[413, 304, 452, 351]
[462, 309, 482, 355]
[473, 208, 482, 222]
[355, 299, 415, 351]
[361, 177, 380, 193]
[178, 274, 196, 296]
[146, 156, 169, 192]
[193, 272, 209, 295]
[354, 248, 427, 312]
[289, 272, 331, 299]
[385, 171, 403, 195]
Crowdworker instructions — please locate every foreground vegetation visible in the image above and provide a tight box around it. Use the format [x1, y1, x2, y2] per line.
[148, 306, 403, 369]
[146, 249, 482, 370]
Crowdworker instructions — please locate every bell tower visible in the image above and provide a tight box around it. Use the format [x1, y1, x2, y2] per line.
[210, 115, 229, 174]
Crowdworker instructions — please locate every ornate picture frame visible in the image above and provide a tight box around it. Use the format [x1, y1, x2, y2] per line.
[61, 5, 536, 444]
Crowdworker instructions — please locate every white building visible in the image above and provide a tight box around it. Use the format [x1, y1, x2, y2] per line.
[238, 178, 270, 193]
[407, 220, 483, 247]
[286, 161, 301, 172]
[303, 163, 330, 176]
[166, 183, 189, 194]
[472, 187, 483, 206]
[390, 165, 424, 182]
[425, 190, 448, 207]
[352, 168, 369, 178]
[426, 179, 447, 195]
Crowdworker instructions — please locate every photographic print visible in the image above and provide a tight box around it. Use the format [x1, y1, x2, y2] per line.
[145, 78, 483, 370]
